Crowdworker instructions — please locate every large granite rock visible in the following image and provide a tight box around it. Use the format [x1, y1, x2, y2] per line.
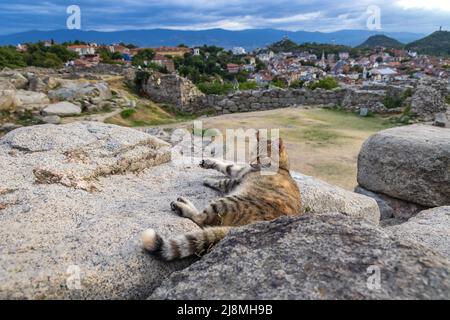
[43, 101, 82, 117]
[357, 125, 450, 207]
[293, 172, 380, 225]
[0, 122, 211, 299]
[386, 207, 450, 260]
[150, 214, 450, 300]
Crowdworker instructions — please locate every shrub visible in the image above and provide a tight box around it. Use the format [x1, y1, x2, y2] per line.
[289, 80, 304, 89]
[445, 95, 450, 105]
[120, 109, 136, 119]
[134, 70, 151, 92]
[132, 49, 156, 67]
[383, 95, 403, 109]
[0, 46, 27, 69]
[307, 77, 339, 90]
[238, 81, 257, 91]
[197, 81, 234, 95]
[271, 79, 286, 88]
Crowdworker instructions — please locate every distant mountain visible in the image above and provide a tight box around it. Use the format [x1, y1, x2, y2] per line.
[357, 35, 404, 49]
[405, 31, 450, 56]
[0, 28, 424, 49]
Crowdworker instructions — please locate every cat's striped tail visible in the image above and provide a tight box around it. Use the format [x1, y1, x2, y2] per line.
[141, 227, 232, 261]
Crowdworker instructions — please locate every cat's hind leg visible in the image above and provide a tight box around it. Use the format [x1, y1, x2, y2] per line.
[170, 197, 207, 226]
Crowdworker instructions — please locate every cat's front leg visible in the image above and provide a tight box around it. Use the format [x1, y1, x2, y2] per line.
[199, 159, 252, 179]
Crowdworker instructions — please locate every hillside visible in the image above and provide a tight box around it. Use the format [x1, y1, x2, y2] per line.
[357, 35, 404, 49]
[268, 38, 359, 57]
[406, 31, 450, 56]
[0, 28, 424, 49]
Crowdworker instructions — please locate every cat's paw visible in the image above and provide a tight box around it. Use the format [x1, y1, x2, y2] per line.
[176, 196, 189, 204]
[199, 159, 215, 169]
[170, 201, 182, 215]
[203, 177, 215, 187]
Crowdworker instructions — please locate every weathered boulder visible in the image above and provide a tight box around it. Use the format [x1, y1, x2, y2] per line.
[434, 112, 448, 128]
[0, 70, 28, 89]
[150, 214, 450, 300]
[357, 125, 450, 207]
[28, 75, 48, 92]
[43, 101, 82, 117]
[386, 207, 450, 260]
[293, 172, 380, 225]
[0, 122, 211, 299]
[41, 115, 62, 125]
[48, 81, 112, 102]
[15, 90, 50, 111]
[0, 90, 20, 111]
[355, 186, 425, 220]
[411, 86, 448, 121]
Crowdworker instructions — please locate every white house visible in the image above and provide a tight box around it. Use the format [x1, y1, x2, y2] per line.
[67, 45, 96, 56]
[232, 47, 246, 55]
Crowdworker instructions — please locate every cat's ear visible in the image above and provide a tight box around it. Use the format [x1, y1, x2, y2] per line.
[279, 138, 285, 150]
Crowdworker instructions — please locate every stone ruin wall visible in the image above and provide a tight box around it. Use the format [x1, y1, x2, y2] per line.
[142, 73, 441, 116]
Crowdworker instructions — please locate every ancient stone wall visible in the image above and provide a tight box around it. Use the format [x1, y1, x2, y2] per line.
[143, 73, 205, 111]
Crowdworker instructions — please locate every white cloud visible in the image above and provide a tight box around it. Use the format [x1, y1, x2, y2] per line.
[267, 12, 322, 24]
[395, 0, 450, 12]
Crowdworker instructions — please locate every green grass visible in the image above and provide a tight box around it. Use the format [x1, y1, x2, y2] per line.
[272, 109, 397, 147]
[120, 109, 137, 119]
[283, 109, 396, 132]
[105, 102, 201, 127]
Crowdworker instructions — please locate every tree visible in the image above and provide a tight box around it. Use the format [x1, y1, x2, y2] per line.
[0, 46, 27, 69]
[132, 49, 155, 67]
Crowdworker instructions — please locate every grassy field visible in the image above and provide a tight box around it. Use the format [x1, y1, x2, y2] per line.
[152, 107, 399, 190]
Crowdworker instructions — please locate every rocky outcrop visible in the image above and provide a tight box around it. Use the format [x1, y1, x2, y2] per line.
[386, 207, 450, 260]
[150, 214, 450, 300]
[411, 86, 448, 121]
[293, 172, 380, 225]
[357, 125, 450, 207]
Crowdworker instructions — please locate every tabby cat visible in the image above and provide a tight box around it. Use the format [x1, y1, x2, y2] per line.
[142, 136, 302, 261]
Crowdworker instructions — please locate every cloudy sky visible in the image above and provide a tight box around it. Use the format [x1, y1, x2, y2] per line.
[0, 0, 449, 35]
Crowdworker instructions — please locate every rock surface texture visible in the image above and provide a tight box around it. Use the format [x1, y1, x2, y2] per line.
[150, 214, 450, 300]
[411, 86, 448, 121]
[0, 122, 209, 299]
[386, 207, 450, 260]
[357, 125, 450, 207]
[293, 172, 380, 225]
